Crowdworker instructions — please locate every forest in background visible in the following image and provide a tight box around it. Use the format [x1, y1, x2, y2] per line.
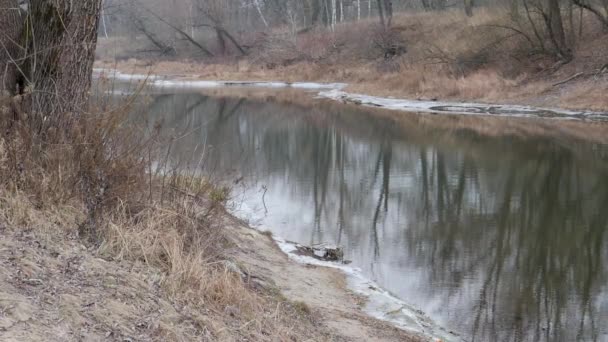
[1, 1, 608, 341]
[98, 0, 608, 109]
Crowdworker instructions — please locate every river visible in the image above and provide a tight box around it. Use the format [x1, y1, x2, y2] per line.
[116, 83, 608, 342]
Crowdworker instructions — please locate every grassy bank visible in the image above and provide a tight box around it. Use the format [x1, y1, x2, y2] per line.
[0, 96, 306, 340]
[0, 94, 417, 341]
[97, 8, 608, 112]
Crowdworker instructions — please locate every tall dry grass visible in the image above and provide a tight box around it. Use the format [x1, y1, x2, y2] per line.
[0, 87, 324, 340]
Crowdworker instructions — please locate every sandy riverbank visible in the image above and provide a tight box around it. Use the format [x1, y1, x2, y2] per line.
[0, 89, 441, 341]
[0, 211, 426, 341]
[0, 89, 432, 341]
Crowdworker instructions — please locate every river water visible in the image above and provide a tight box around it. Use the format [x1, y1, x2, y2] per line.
[123, 85, 608, 342]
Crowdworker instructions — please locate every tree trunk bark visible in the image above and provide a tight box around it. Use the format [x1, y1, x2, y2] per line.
[254, 0, 268, 28]
[548, 0, 566, 47]
[331, 0, 337, 29]
[383, 0, 393, 26]
[0, 0, 23, 96]
[431, 0, 445, 10]
[509, 0, 520, 20]
[216, 27, 227, 55]
[377, 0, 386, 27]
[464, 0, 474, 17]
[28, 0, 103, 115]
[546, 0, 570, 59]
[421, 0, 431, 11]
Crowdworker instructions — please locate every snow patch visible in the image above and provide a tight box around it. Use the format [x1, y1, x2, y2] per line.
[93, 68, 346, 90]
[93, 68, 162, 82]
[319, 89, 608, 122]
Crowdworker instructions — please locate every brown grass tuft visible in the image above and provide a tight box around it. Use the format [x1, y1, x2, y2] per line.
[0, 90, 328, 340]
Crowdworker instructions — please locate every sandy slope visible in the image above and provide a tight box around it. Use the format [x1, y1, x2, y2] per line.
[0, 215, 422, 342]
[225, 216, 422, 342]
[0, 226, 215, 342]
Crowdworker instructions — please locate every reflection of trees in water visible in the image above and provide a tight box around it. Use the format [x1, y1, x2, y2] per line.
[408, 147, 608, 341]
[370, 139, 392, 258]
[138, 92, 608, 342]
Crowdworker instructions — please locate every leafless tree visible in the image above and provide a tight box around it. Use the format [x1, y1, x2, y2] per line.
[377, 0, 393, 28]
[25, 0, 104, 115]
[194, 0, 247, 55]
[464, 0, 474, 17]
[0, 0, 23, 96]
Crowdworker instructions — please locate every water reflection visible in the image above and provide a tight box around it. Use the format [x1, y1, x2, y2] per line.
[134, 90, 608, 341]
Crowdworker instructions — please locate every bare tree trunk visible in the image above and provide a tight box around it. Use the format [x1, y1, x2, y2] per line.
[101, 1, 109, 39]
[421, 0, 431, 11]
[377, 0, 386, 27]
[545, 0, 571, 59]
[131, 15, 175, 56]
[310, 0, 320, 25]
[568, 0, 576, 46]
[324, 0, 331, 26]
[523, 0, 547, 51]
[28, 0, 103, 115]
[218, 27, 247, 55]
[431, 0, 446, 10]
[376, 0, 392, 27]
[464, 0, 474, 17]
[0, 0, 23, 96]
[384, 0, 393, 26]
[146, 6, 214, 57]
[254, 0, 269, 28]
[216, 27, 227, 55]
[548, 0, 567, 50]
[331, 0, 337, 30]
[509, 0, 520, 20]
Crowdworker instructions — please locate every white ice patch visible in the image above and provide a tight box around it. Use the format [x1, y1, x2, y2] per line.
[93, 68, 346, 90]
[272, 236, 463, 342]
[93, 68, 162, 82]
[152, 80, 346, 90]
[319, 89, 608, 121]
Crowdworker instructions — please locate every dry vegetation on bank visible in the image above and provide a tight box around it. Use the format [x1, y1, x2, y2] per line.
[0, 92, 417, 341]
[97, 8, 608, 111]
[0, 96, 302, 341]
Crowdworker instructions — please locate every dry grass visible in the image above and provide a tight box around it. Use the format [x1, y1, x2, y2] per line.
[556, 79, 608, 110]
[98, 6, 608, 111]
[0, 92, 331, 341]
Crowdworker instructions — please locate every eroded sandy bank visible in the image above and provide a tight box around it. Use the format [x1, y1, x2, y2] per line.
[0, 213, 435, 341]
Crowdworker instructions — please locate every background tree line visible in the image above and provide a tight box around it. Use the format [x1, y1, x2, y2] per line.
[89, 0, 608, 74]
[1, 0, 607, 114]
